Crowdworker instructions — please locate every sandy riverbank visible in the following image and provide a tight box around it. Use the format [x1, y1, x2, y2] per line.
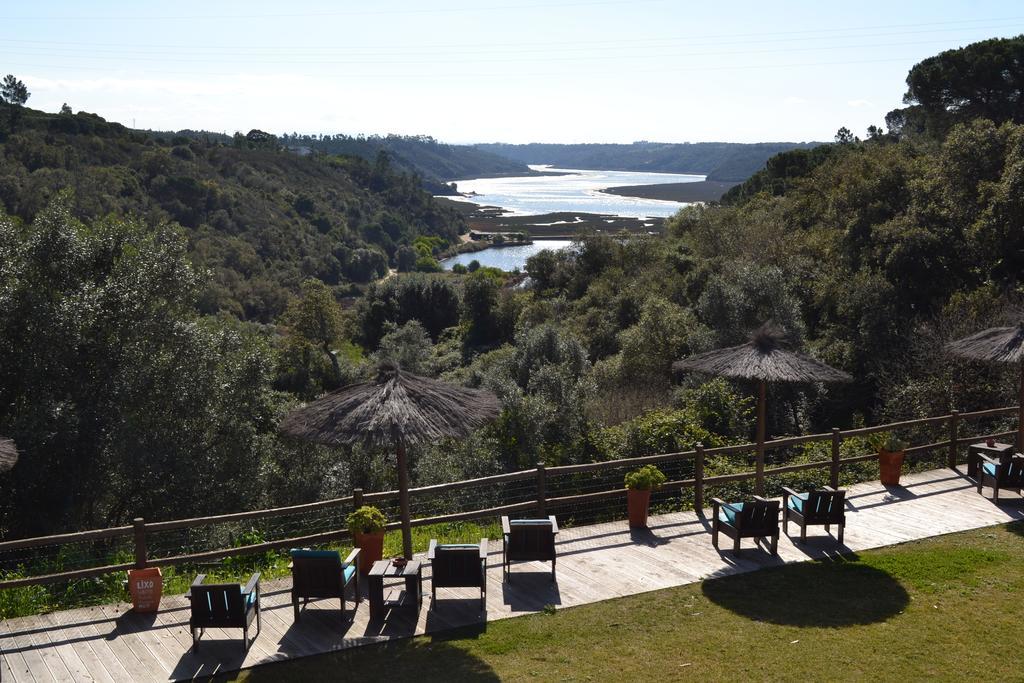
[437, 197, 663, 238]
[599, 179, 738, 203]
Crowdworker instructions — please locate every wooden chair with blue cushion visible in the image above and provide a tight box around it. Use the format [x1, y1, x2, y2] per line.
[289, 547, 361, 622]
[187, 573, 260, 652]
[977, 452, 1024, 503]
[501, 515, 558, 582]
[428, 538, 488, 610]
[711, 497, 779, 554]
[781, 486, 846, 544]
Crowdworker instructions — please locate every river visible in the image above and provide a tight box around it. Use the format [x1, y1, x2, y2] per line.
[441, 166, 696, 270]
[446, 165, 702, 218]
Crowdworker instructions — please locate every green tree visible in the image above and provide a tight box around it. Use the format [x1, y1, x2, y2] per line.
[0, 197, 279, 533]
[901, 35, 1024, 134]
[1, 74, 29, 130]
[280, 279, 345, 384]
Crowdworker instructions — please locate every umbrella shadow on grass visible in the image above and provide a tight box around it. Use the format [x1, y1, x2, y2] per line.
[701, 558, 908, 627]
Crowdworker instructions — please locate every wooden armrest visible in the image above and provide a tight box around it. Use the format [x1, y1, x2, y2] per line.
[427, 539, 438, 559]
[186, 573, 206, 598]
[343, 547, 361, 566]
[479, 538, 489, 558]
[822, 485, 837, 493]
[780, 487, 799, 497]
[288, 561, 294, 570]
[753, 495, 769, 503]
[501, 516, 511, 535]
[978, 454, 1000, 466]
[710, 497, 726, 510]
[549, 515, 559, 534]
[242, 572, 260, 596]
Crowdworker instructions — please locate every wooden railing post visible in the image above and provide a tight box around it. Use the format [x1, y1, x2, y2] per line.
[948, 410, 959, 469]
[830, 428, 841, 489]
[353, 487, 364, 510]
[132, 518, 147, 569]
[694, 443, 705, 512]
[536, 463, 547, 515]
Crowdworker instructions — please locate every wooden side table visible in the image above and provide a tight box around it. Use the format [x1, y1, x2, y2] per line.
[367, 560, 422, 619]
[967, 441, 1014, 478]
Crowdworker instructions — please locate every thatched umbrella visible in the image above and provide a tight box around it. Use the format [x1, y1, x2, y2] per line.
[674, 325, 851, 495]
[0, 437, 17, 473]
[280, 363, 502, 559]
[947, 323, 1024, 450]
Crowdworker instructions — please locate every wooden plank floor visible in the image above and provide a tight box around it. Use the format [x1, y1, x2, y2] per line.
[3, 467, 1024, 682]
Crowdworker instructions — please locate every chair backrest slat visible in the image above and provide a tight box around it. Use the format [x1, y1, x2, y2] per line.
[433, 547, 483, 588]
[738, 500, 779, 531]
[191, 584, 244, 624]
[508, 524, 555, 556]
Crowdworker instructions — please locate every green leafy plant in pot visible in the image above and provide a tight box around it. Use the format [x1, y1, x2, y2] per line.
[867, 431, 908, 486]
[624, 464, 667, 528]
[347, 505, 387, 574]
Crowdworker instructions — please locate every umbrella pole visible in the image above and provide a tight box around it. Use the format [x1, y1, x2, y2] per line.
[1018, 364, 1024, 452]
[396, 441, 414, 560]
[756, 380, 766, 496]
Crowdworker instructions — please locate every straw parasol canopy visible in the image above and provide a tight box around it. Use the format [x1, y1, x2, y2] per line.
[947, 323, 1024, 449]
[0, 437, 17, 473]
[674, 324, 851, 494]
[280, 362, 502, 559]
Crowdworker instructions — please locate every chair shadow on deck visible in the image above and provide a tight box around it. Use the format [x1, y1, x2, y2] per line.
[215, 625, 500, 682]
[701, 557, 907, 627]
[501, 572, 562, 612]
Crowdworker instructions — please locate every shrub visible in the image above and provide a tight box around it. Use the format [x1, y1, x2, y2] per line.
[624, 464, 667, 491]
[347, 505, 386, 534]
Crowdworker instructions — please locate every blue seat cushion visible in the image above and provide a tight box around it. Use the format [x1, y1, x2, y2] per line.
[718, 502, 744, 525]
[788, 493, 808, 512]
[246, 590, 257, 608]
[510, 519, 552, 525]
[983, 462, 998, 477]
[290, 548, 341, 561]
[342, 564, 356, 584]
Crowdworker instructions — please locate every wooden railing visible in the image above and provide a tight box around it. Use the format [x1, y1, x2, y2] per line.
[0, 406, 1017, 590]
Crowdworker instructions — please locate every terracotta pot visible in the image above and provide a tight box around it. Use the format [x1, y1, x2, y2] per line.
[353, 531, 385, 573]
[627, 488, 652, 528]
[127, 567, 163, 613]
[879, 449, 905, 486]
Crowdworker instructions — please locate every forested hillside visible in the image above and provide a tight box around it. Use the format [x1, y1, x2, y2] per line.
[0, 110, 466, 321]
[475, 141, 820, 182]
[280, 133, 533, 192]
[2, 36, 1023, 544]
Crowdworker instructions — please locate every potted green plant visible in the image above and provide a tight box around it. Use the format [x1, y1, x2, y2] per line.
[624, 464, 667, 528]
[347, 505, 387, 573]
[868, 431, 908, 486]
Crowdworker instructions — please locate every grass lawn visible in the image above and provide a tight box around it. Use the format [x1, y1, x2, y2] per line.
[225, 521, 1024, 682]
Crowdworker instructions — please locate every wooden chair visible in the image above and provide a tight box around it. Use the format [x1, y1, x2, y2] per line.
[977, 452, 1024, 503]
[428, 538, 488, 610]
[781, 486, 846, 544]
[501, 516, 558, 582]
[711, 497, 780, 554]
[187, 573, 260, 652]
[289, 547, 361, 622]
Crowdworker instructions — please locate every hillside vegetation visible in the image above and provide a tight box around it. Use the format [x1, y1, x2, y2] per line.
[0, 110, 466, 321]
[1, 36, 1023, 544]
[279, 133, 534, 193]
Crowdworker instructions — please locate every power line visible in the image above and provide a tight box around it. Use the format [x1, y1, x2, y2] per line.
[0, 35, 1000, 67]
[0, 22, 1020, 59]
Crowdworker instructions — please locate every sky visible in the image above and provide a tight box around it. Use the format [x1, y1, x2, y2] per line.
[3, 1, 1023, 144]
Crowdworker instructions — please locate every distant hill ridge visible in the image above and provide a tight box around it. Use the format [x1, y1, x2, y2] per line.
[475, 141, 823, 182]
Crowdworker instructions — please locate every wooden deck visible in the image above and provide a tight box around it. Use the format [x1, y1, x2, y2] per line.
[3, 466, 1024, 682]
